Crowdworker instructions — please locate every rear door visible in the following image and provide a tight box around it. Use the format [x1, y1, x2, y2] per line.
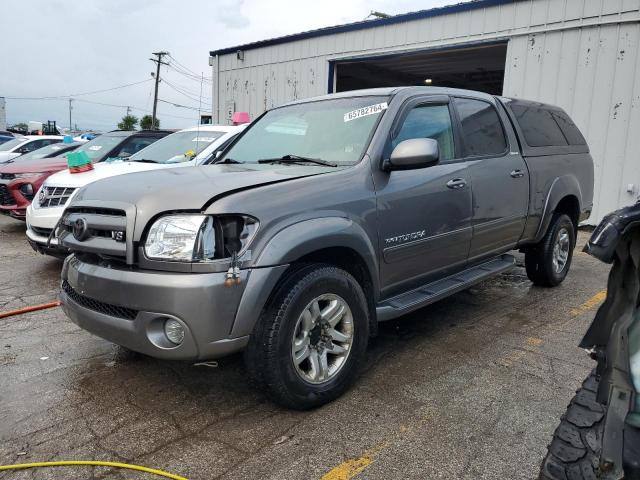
[452, 96, 529, 261]
[375, 95, 473, 295]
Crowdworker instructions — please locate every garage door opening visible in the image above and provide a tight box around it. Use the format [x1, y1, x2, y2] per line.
[334, 42, 508, 95]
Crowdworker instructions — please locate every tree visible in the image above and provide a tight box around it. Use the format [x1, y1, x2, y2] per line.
[139, 115, 159, 130]
[117, 115, 138, 131]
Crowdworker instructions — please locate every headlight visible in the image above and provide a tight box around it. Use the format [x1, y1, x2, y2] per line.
[20, 184, 34, 197]
[13, 172, 45, 178]
[144, 214, 258, 262]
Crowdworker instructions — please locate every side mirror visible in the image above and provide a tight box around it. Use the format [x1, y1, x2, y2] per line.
[385, 138, 439, 171]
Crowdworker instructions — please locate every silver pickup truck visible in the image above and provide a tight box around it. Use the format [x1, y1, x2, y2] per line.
[57, 87, 594, 409]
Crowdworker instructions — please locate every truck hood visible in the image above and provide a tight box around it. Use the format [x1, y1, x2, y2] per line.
[0, 156, 67, 174]
[72, 163, 334, 213]
[44, 160, 192, 188]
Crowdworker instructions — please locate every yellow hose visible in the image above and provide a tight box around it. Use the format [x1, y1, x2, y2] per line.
[0, 460, 187, 479]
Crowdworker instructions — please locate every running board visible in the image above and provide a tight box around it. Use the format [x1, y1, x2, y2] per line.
[376, 254, 516, 321]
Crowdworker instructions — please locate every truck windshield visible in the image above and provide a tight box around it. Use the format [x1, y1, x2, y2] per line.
[219, 96, 389, 166]
[129, 130, 226, 164]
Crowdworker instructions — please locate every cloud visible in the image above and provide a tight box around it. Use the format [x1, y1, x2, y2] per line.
[0, 0, 464, 130]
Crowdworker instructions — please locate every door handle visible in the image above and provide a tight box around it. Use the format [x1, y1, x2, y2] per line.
[510, 169, 525, 178]
[446, 178, 467, 189]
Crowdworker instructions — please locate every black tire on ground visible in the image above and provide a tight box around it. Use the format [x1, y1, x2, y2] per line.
[244, 264, 369, 410]
[526, 213, 576, 287]
[539, 370, 605, 480]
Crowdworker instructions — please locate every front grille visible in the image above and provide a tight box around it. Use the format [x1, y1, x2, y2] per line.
[60, 207, 128, 259]
[0, 185, 15, 206]
[62, 280, 138, 320]
[31, 226, 53, 237]
[38, 186, 76, 208]
[1, 173, 15, 180]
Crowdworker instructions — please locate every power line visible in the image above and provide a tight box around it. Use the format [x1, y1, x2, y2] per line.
[74, 98, 198, 120]
[166, 54, 213, 82]
[158, 98, 211, 113]
[166, 64, 213, 85]
[163, 79, 211, 104]
[163, 78, 211, 100]
[5, 79, 152, 100]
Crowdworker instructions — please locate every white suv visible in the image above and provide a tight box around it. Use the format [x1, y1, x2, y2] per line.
[26, 125, 246, 256]
[0, 135, 65, 163]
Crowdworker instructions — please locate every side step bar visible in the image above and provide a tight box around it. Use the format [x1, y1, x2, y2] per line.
[376, 254, 516, 321]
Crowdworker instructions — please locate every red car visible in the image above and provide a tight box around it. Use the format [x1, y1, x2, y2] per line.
[0, 143, 82, 219]
[0, 130, 170, 220]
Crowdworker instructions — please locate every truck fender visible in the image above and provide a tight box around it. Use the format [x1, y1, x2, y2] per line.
[230, 217, 379, 338]
[534, 175, 583, 243]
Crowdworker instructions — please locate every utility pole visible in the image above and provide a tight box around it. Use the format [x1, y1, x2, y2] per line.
[68, 98, 73, 131]
[126, 106, 131, 116]
[149, 51, 169, 130]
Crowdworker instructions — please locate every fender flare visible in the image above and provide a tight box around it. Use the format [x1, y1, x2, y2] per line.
[230, 217, 379, 338]
[534, 175, 583, 243]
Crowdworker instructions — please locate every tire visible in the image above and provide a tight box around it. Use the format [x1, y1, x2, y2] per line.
[526, 213, 576, 287]
[539, 370, 605, 480]
[244, 264, 369, 410]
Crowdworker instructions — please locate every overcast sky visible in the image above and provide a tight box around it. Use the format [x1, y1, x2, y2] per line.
[1, 0, 467, 131]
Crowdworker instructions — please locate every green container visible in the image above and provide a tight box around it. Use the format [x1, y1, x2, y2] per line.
[66, 151, 91, 168]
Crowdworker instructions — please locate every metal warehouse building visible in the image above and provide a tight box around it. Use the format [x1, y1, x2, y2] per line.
[209, 0, 640, 223]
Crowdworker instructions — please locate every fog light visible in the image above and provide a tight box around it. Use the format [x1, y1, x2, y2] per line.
[164, 319, 184, 345]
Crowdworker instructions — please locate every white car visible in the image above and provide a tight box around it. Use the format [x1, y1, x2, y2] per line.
[0, 135, 65, 163]
[26, 124, 246, 256]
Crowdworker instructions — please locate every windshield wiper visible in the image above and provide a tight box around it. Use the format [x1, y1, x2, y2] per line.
[214, 157, 241, 164]
[258, 154, 337, 167]
[132, 159, 159, 163]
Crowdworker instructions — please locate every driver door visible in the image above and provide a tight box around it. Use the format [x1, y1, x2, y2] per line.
[374, 96, 473, 296]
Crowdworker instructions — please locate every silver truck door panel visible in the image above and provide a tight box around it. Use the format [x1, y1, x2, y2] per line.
[452, 96, 529, 260]
[467, 153, 529, 260]
[376, 162, 472, 294]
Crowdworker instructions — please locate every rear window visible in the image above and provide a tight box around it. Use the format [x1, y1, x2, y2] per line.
[510, 104, 586, 147]
[551, 110, 586, 145]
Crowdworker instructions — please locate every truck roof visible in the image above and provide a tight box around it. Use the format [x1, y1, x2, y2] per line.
[281, 86, 496, 108]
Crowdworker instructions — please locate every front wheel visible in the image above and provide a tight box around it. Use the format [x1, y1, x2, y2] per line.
[526, 213, 576, 287]
[244, 264, 369, 410]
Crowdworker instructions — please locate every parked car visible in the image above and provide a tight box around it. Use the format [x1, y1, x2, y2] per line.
[0, 135, 64, 163]
[74, 133, 99, 142]
[57, 87, 593, 409]
[0, 141, 84, 220]
[26, 125, 246, 255]
[0, 130, 170, 220]
[0, 131, 16, 145]
[539, 201, 640, 480]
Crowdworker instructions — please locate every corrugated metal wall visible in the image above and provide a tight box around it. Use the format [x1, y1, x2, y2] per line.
[504, 21, 640, 222]
[212, 0, 640, 222]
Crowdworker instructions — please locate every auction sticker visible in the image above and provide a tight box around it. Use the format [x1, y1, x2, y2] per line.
[344, 102, 388, 122]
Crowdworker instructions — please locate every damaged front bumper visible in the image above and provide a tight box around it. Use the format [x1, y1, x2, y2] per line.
[60, 255, 284, 360]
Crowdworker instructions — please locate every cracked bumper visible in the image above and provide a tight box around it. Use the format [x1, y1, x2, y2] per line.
[60, 255, 269, 360]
